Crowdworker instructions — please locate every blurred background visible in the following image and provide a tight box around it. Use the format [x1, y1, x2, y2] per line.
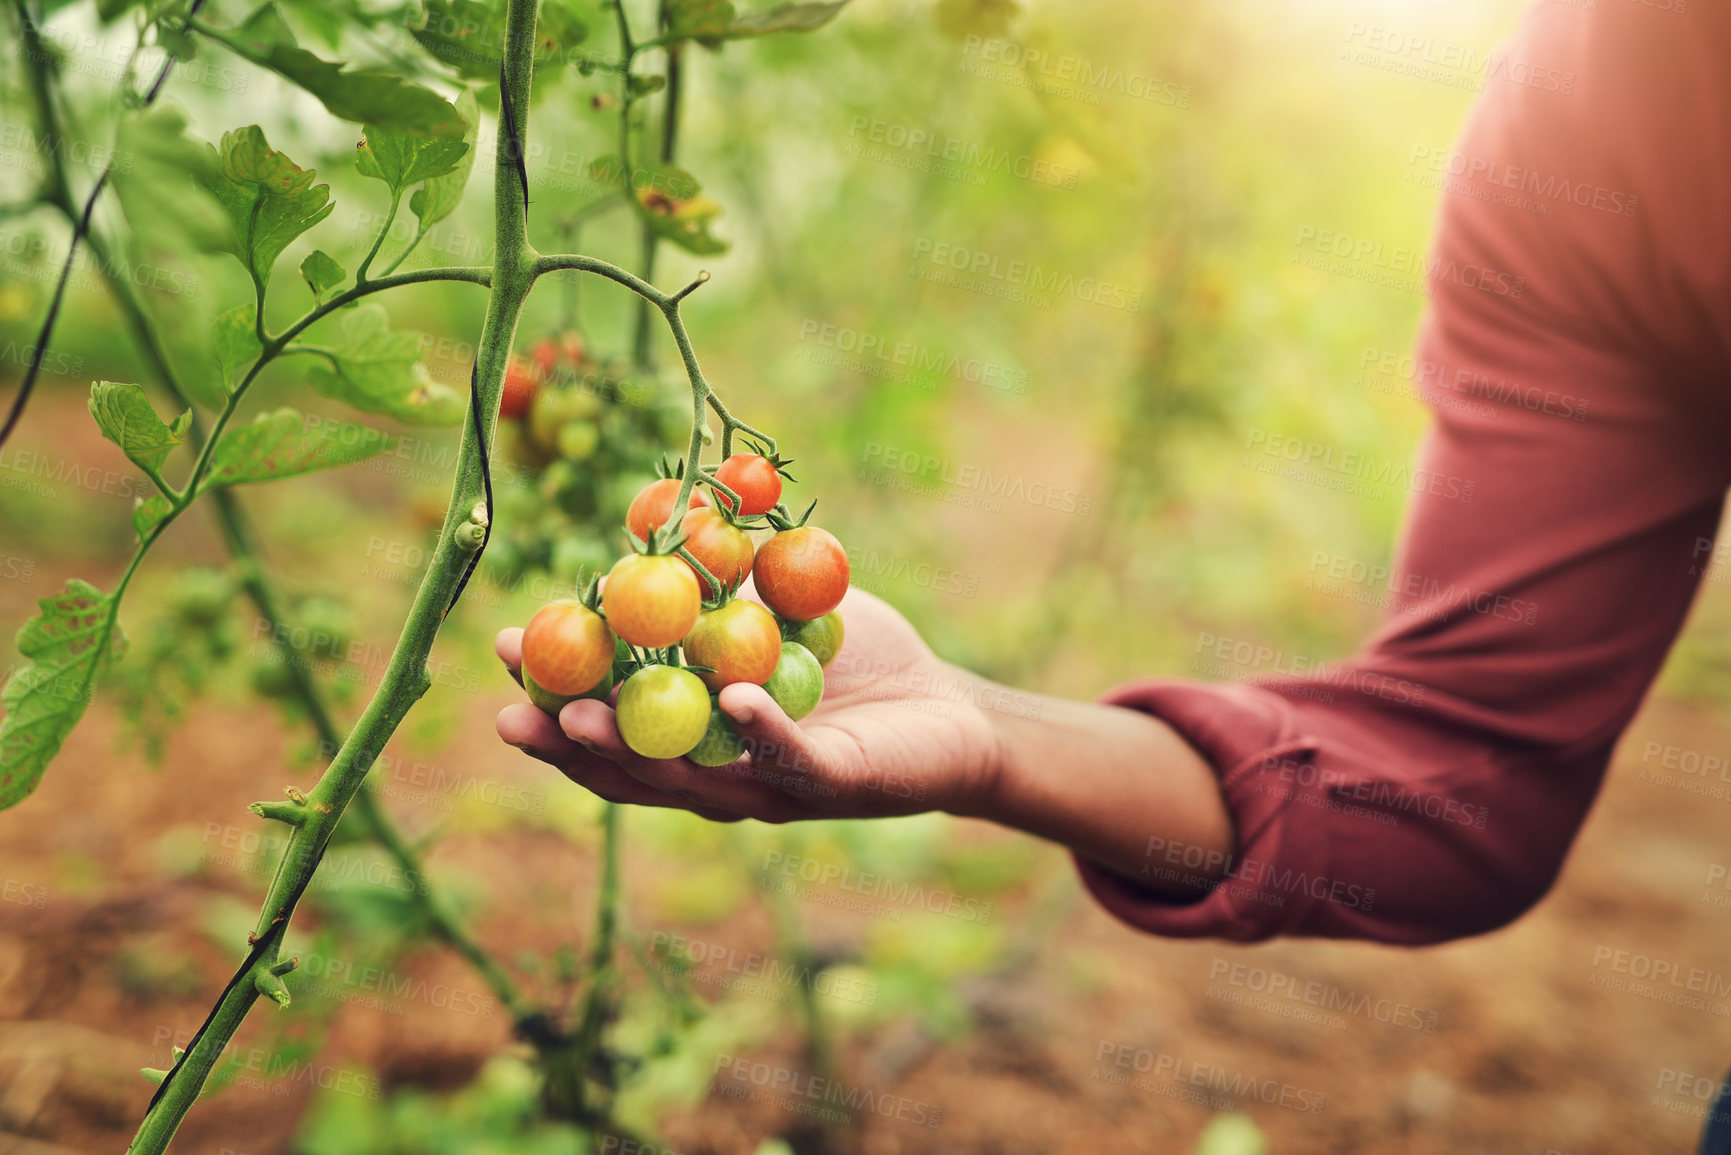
[2, 0, 1727, 1151]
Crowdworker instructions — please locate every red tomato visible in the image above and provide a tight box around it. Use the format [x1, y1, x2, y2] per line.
[626, 478, 712, 544]
[521, 599, 615, 695]
[713, 453, 782, 515]
[681, 598, 780, 691]
[530, 338, 561, 381]
[753, 527, 849, 621]
[500, 355, 538, 419]
[678, 508, 754, 595]
[603, 553, 701, 647]
[559, 330, 586, 365]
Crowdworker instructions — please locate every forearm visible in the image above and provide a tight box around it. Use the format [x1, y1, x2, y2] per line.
[958, 675, 1235, 899]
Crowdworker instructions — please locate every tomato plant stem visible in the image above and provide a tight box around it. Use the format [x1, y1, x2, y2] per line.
[123, 1, 542, 1149]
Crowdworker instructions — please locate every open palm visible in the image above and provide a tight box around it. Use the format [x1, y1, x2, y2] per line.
[495, 587, 1005, 823]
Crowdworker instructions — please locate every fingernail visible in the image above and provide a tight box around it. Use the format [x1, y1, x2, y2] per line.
[728, 703, 754, 725]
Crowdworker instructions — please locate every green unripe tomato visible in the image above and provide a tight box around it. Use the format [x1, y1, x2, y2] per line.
[687, 698, 746, 767]
[172, 567, 232, 627]
[249, 658, 297, 699]
[556, 420, 600, 462]
[762, 642, 823, 721]
[293, 596, 352, 660]
[615, 665, 710, 759]
[786, 611, 844, 668]
[524, 665, 614, 716]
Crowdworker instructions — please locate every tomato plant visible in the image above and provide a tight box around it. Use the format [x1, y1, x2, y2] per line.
[626, 475, 712, 543]
[714, 450, 785, 514]
[676, 507, 755, 595]
[687, 698, 747, 766]
[603, 552, 702, 648]
[683, 598, 782, 690]
[754, 526, 851, 621]
[616, 664, 711, 759]
[763, 641, 825, 720]
[522, 599, 616, 702]
[0, 0, 859, 1148]
[787, 609, 846, 667]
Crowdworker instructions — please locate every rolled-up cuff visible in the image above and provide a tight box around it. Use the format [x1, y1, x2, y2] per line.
[1073, 678, 1328, 943]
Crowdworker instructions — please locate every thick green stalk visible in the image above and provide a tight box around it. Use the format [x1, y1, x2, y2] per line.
[19, 29, 534, 1031]
[122, 2, 543, 1149]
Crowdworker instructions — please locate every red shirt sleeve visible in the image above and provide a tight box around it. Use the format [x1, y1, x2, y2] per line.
[1079, 0, 1731, 944]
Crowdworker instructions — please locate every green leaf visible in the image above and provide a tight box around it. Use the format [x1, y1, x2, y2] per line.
[198, 408, 398, 490]
[722, 1, 849, 37]
[229, 5, 466, 137]
[87, 382, 191, 478]
[305, 305, 465, 425]
[662, 0, 848, 44]
[214, 304, 264, 392]
[132, 495, 174, 539]
[625, 166, 727, 255]
[410, 0, 505, 81]
[300, 250, 347, 304]
[666, 0, 736, 40]
[198, 126, 335, 287]
[356, 126, 469, 196]
[0, 581, 128, 811]
[536, 0, 592, 58]
[408, 91, 480, 231]
[109, 105, 227, 257]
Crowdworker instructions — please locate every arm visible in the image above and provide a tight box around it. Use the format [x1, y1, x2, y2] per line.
[496, 587, 1239, 901]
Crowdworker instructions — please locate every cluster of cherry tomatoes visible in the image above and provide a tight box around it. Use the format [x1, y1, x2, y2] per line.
[489, 331, 691, 586]
[516, 452, 850, 764]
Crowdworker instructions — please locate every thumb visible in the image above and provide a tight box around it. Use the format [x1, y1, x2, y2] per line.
[718, 682, 826, 786]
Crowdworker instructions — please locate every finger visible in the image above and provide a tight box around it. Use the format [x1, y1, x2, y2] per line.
[496, 627, 525, 687]
[556, 697, 817, 822]
[498, 703, 732, 816]
[717, 682, 828, 784]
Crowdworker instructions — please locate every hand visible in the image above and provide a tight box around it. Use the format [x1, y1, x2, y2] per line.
[494, 587, 1006, 823]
